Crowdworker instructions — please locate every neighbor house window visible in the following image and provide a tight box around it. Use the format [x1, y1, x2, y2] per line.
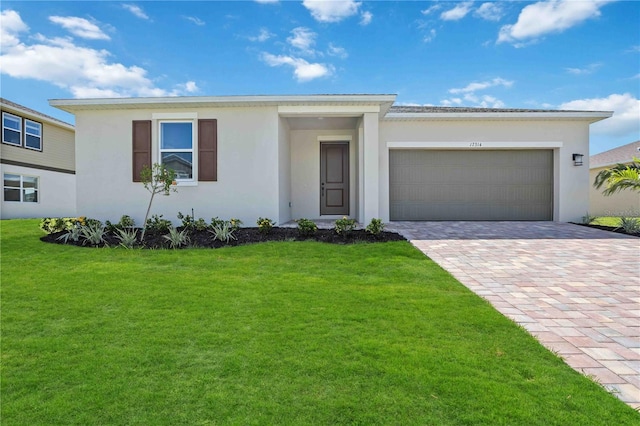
[159, 121, 194, 181]
[24, 119, 42, 150]
[2, 112, 22, 146]
[3, 173, 39, 203]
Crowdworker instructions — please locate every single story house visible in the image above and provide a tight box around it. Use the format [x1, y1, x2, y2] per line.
[49, 94, 611, 226]
[589, 141, 640, 217]
[1, 98, 76, 219]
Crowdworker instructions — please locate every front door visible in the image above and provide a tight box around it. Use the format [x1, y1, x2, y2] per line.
[320, 142, 349, 215]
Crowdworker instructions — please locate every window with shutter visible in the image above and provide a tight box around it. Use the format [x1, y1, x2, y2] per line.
[132, 120, 151, 182]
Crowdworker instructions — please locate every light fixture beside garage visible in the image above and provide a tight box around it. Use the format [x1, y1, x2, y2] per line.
[572, 153, 584, 166]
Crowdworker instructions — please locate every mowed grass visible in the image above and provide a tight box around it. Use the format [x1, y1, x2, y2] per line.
[594, 216, 637, 227]
[2, 220, 638, 425]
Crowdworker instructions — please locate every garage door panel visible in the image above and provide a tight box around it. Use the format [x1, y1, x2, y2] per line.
[389, 150, 553, 221]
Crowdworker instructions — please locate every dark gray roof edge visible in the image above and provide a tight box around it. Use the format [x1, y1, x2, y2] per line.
[388, 105, 611, 114]
[0, 98, 74, 128]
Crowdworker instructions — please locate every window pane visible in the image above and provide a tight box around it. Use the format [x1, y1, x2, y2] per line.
[161, 152, 192, 179]
[3, 128, 21, 145]
[4, 174, 20, 187]
[23, 176, 38, 189]
[160, 122, 192, 150]
[4, 188, 20, 202]
[3, 114, 21, 131]
[23, 188, 38, 202]
[25, 120, 41, 136]
[25, 134, 41, 150]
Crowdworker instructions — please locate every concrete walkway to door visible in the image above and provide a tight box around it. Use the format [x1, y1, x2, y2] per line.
[386, 221, 640, 408]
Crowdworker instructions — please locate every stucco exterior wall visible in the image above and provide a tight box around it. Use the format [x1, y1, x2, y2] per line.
[378, 119, 591, 222]
[1, 163, 76, 219]
[290, 129, 358, 220]
[589, 166, 640, 217]
[74, 107, 280, 226]
[278, 117, 291, 224]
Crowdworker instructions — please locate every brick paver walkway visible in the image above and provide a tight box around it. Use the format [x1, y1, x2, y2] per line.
[386, 221, 640, 408]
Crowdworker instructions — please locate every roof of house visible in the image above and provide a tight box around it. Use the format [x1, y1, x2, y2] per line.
[48, 94, 612, 123]
[590, 141, 640, 168]
[1, 98, 74, 130]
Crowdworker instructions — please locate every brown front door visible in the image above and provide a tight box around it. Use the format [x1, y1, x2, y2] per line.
[320, 142, 349, 215]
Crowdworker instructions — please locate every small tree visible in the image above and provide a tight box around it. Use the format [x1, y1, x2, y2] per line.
[140, 163, 177, 239]
[593, 157, 640, 196]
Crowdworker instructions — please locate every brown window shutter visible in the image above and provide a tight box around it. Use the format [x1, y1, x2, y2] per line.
[132, 120, 151, 182]
[198, 119, 217, 181]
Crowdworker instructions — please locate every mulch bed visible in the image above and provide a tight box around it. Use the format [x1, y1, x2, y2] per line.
[41, 227, 407, 249]
[570, 222, 640, 237]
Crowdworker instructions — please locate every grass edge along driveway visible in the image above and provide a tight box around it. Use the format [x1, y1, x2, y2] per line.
[1, 219, 638, 425]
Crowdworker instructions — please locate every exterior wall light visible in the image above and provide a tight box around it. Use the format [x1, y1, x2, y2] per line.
[572, 153, 584, 166]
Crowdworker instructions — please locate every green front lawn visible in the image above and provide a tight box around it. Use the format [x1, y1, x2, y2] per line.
[2, 219, 637, 425]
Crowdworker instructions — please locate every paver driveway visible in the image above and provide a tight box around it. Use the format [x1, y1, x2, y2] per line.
[386, 221, 640, 408]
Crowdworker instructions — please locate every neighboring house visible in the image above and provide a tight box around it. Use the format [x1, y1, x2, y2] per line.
[49, 94, 610, 225]
[1, 98, 76, 219]
[589, 141, 640, 217]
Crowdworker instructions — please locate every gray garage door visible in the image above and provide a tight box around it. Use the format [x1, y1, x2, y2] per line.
[389, 150, 553, 221]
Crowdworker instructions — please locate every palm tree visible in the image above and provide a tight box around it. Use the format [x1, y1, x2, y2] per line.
[593, 157, 640, 195]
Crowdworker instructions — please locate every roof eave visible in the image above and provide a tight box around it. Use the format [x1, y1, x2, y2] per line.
[1, 99, 75, 130]
[384, 111, 613, 122]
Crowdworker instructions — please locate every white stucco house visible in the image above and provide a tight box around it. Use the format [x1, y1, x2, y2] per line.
[1, 98, 76, 219]
[589, 141, 640, 217]
[49, 94, 611, 226]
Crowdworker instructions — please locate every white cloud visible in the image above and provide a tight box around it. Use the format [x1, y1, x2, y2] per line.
[421, 5, 441, 16]
[0, 10, 28, 50]
[440, 2, 473, 21]
[498, 0, 613, 45]
[327, 43, 348, 59]
[261, 52, 333, 82]
[0, 11, 194, 98]
[560, 93, 640, 138]
[626, 45, 640, 53]
[184, 16, 205, 26]
[360, 11, 373, 26]
[302, 0, 361, 23]
[474, 3, 504, 22]
[449, 77, 513, 94]
[424, 29, 437, 43]
[565, 62, 602, 75]
[122, 4, 149, 20]
[49, 16, 110, 40]
[176, 81, 199, 93]
[248, 28, 274, 42]
[287, 27, 317, 55]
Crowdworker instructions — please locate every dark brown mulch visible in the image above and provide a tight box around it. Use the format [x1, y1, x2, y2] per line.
[40, 227, 407, 249]
[570, 222, 640, 237]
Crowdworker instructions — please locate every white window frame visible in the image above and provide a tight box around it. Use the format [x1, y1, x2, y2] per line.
[158, 119, 197, 186]
[3, 173, 39, 203]
[2, 112, 22, 146]
[24, 118, 43, 151]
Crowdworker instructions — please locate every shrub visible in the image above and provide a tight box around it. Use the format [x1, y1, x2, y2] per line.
[257, 217, 275, 235]
[365, 218, 385, 236]
[140, 163, 177, 240]
[229, 218, 243, 232]
[211, 216, 225, 229]
[57, 224, 83, 243]
[296, 218, 318, 237]
[80, 223, 106, 246]
[162, 227, 190, 249]
[209, 221, 237, 243]
[177, 211, 194, 229]
[617, 217, 640, 234]
[115, 228, 138, 249]
[40, 217, 83, 234]
[145, 214, 172, 233]
[193, 218, 208, 231]
[334, 216, 356, 236]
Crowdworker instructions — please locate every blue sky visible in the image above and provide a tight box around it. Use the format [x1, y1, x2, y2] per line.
[1, 1, 638, 154]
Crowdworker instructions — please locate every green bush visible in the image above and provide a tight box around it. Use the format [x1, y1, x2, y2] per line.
[162, 227, 190, 249]
[145, 214, 172, 233]
[40, 217, 83, 234]
[115, 228, 138, 249]
[334, 217, 356, 236]
[209, 221, 237, 243]
[618, 217, 640, 234]
[229, 218, 243, 232]
[257, 217, 275, 235]
[80, 222, 106, 246]
[296, 218, 318, 237]
[365, 218, 385, 236]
